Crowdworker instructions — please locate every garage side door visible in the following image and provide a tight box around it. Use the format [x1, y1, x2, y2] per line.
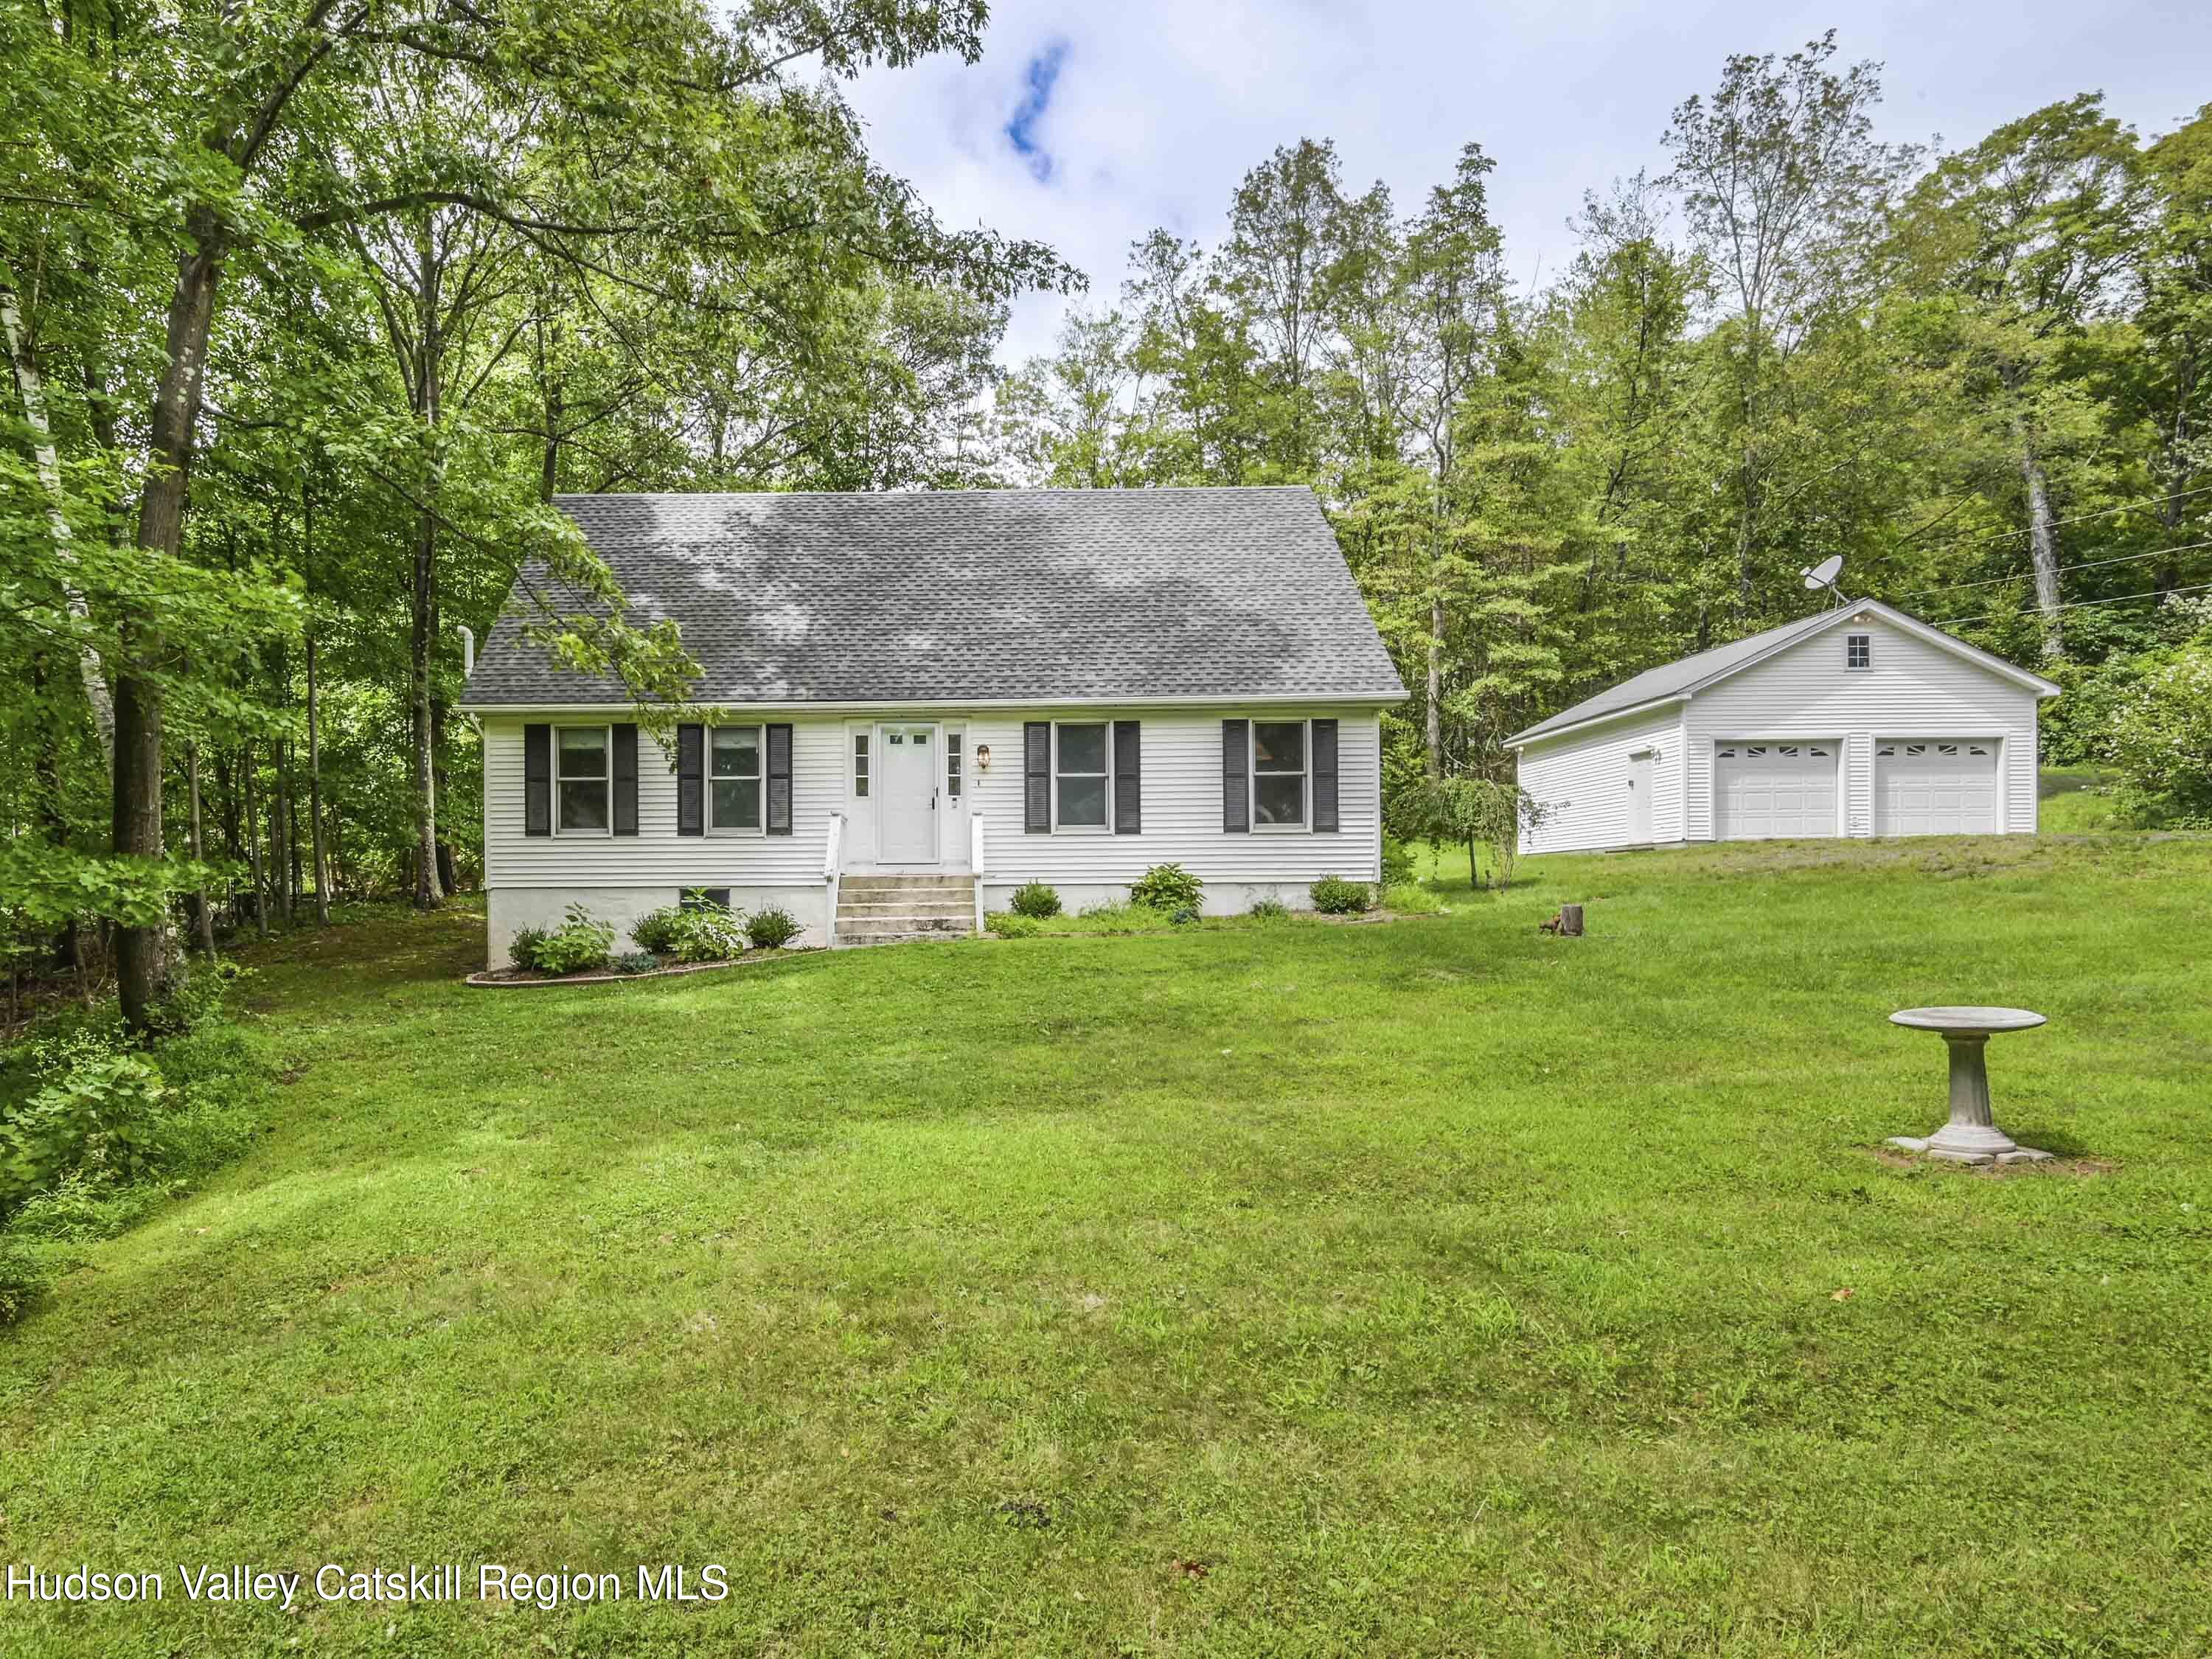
[1876, 740, 1999, 835]
[1714, 742, 1838, 840]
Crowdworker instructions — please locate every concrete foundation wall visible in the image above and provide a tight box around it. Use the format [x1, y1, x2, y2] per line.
[980, 879, 1321, 917]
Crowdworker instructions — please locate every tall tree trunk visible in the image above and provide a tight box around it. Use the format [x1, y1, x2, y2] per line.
[1425, 591, 1444, 782]
[2017, 432, 2064, 658]
[187, 740, 216, 956]
[307, 633, 330, 924]
[274, 734, 294, 927]
[116, 217, 225, 1028]
[411, 217, 447, 910]
[243, 742, 268, 940]
[1, 261, 114, 762]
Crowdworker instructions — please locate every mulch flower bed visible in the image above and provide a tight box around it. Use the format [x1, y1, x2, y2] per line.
[465, 949, 808, 988]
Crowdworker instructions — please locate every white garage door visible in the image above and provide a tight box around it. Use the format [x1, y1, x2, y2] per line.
[1877, 740, 2000, 835]
[1714, 742, 1838, 840]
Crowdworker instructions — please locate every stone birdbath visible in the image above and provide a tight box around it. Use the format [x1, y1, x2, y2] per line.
[1886, 1006, 2053, 1165]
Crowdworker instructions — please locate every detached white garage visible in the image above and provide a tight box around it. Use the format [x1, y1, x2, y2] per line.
[1509, 599, 2059, 854]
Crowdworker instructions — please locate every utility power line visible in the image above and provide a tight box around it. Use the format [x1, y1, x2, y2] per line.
[1898, 481, 2212, 554]
[1942, 580, 2212, 629]
[1903, 537, 2212, 598]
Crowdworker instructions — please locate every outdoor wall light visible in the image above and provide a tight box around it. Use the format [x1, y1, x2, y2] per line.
[975, 743, 992, 771]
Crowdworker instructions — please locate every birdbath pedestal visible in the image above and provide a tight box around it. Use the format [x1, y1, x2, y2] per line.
[1886, 1006, 2052, 1165]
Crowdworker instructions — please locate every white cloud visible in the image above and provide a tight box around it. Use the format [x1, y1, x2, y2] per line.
[843, 0, 2212, 366]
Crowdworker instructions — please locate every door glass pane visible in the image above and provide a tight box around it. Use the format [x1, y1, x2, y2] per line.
[1253, 722, 1304, 771]
[1254, 774, 1304, 826]
[1057, 776, 1107, 826]
[557, 728, 606, 777]
[946, 732, 963, 798]
[712, 779, 760, 828]
[1057, 723, 1105, 773]
[711, 727, 759, 777]
[558, 779, 609, 831]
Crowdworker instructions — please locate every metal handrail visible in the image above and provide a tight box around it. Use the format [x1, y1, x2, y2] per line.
[824, 811, 844, 947]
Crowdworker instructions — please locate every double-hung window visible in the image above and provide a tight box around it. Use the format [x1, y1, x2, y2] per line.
[709, 726, 762, 831]
[1054, 723, 1109, 830]
[1252, 720, 1307, 828]
[556, 726, 611, 833]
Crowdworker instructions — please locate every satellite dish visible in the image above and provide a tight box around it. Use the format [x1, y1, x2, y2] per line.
[1801, 554, 1844, 593]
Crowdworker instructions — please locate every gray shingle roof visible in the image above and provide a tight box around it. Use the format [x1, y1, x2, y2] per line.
[460, 487, 1405, 709]
[1507, 608, 1848, 745]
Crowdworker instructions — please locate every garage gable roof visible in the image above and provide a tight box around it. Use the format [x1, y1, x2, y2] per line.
[1507, 599, 2060, 747]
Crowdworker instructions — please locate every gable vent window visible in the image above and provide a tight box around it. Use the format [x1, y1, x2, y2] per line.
[556, 726, 611, 834]
[709, 726, 762, 831]
[1846, 633, 1872, 670]
[853, 733, 870, 799]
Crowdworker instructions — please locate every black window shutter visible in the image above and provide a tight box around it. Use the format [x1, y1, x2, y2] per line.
[611, 723, 639, 835]
[676, 723, 703, 836]
[1113, 720, 1141, 834]
[766, 723, 793, 835]
[1312, 717, 1339, 833]
[1222, 719, 1250, 832]
[1023, 721, 1051, 832]
[524, 723, 552, 837]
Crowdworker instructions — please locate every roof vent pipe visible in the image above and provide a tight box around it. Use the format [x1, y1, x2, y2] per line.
[456, 624, 475, 681]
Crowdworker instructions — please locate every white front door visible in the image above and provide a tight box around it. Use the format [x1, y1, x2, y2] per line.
[876, 723, 939, 864]
[1876, 740, 2000, 835]
[1626, 750, 1655, 843]
[1714, 741, 1838, 840]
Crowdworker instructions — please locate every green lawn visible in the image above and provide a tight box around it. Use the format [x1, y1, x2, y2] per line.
[4, 836, 2212, 1656]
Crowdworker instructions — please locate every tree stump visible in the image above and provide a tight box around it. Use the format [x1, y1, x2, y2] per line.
[1559, 903, 1585, 937]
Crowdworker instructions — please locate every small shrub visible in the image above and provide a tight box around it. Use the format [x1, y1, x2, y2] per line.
[529, 905, 616, 975]
[745, 905, 802, 950]
[1, 1037, 168, 1211]
[1010, 881, 1062, 919]
[1168, 904, 1199, 927]
[1380, 835, 1416, 887]
[633, 901, 745, 963]
[1130, 863, 1203, 911]
[611, 950, 661, 975]
[0, 1237, 52, 1326]
[1249, 897, 1290, 921]
[508, 927, 549, 972]
[1310, 875, 1374, 915]
[987, 912, 1040, 938]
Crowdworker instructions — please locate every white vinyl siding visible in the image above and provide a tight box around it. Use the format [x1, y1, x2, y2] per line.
[1683, 616, 2037, 839]
[1517, 705, 1686, 855]
[481, 706, 1387, 892]
[1514, 614, 2041, 852]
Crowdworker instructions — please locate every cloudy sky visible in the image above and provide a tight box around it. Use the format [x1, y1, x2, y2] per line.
[842, 1, 2212, 366]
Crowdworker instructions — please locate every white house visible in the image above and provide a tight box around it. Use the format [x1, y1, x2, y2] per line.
[458, 487, 1405, 964]
[1506, 599, 2062, 855]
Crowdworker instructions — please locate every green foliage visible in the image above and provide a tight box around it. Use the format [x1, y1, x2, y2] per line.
[633, 900, 746, 962]
[1248, 897, 1291, 920]
[1382, 882, 1447, 914]
[2107, 636, 2212, 822]
[1129, 863, 1204, 911]
[986, 913, 1040, 939]
[744, 906, 802, 950]
[528, 905, 617, 975]
[0, 1234, 51, 1326]
[1396, 777, 1551, 890]
[1010, 881, 1062, 919]
[611, 951, 661, 975]
[1167, 905, 1200, 927]
[508, 928, 550, 973]
[1380, 836, 1416, 887]
[1310, 876, 1374, 914]
[1, 1037, 167, 1211]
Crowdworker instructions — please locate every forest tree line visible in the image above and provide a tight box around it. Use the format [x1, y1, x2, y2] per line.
[4, 15, 2210, 1031]
[993, 37, 2212, 819]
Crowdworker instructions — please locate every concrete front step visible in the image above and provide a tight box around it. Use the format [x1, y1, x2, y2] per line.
[838, 900, 973, 918]
[839, 877, 973, 896]
[838, 915, 973, 941]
